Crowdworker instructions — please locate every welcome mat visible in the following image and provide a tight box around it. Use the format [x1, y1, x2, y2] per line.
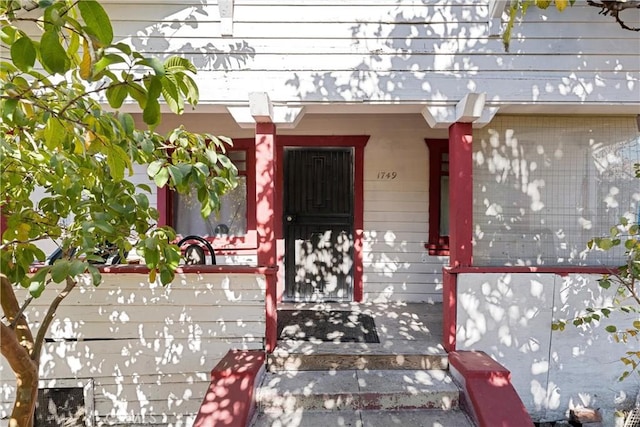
[277, 310, 380, 343]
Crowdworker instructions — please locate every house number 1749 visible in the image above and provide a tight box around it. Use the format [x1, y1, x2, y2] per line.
[377, 171, 397, 180]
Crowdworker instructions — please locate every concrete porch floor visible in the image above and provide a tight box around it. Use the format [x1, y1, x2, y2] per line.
[269, 302, 448, 371]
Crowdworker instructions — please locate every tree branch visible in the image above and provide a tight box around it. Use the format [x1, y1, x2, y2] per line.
[0, 275, 34, 355]
[31, 276, 76, 362]
[587, 0, 640, 31]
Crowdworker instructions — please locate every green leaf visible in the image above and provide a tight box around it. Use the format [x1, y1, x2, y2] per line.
[44, 117, 66, 150]
[605, 325, 618, 333]
[78, 0, 113, 45]
[51, 260, 70, 283]
[178, 73, 199, 105]
[40, 30, 70, 74]
[159, 266, 174, 285]
[205, 148, 218, 165]
[112, 42, 132, 56]
[153, 167, 169, 188]
[143, 99, 160, 127]
[11, 36, 36, 72]
[167, 164, 187, 187]
[93, 53, 125, 76]
[161, 76, 182, 114]
[135, 193, 150, 210]
[28, 280, 46, 298]
[144, 247, 160, 268]
[28, 266, 50, 298]
[69, 260, 87, 276]
[164, 56, 197, 73]
[106, 83, 129, 109]
[118, 112, 135, 136]
[87, 264, 102, 286]
[140, 57, 165, 77]
[105, 144, 130, 180]
[147, 76, 163, 100]
[128, 82, 147, 109]
[597, 238, 614, 250]
[94, 220, 115, 234]
[148, 160, 165, 177]
[2, 98, 18, 123]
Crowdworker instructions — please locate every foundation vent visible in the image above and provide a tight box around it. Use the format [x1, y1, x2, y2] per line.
[34, 380, 94, 427]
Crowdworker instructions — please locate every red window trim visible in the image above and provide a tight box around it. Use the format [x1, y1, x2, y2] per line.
[425, 138, 449, 256]
[157, 138, 257, 250]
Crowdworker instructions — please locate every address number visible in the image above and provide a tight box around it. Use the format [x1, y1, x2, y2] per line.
[377, 171, 397, 180]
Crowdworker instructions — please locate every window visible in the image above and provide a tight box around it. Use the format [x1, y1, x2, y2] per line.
[159, 138, 256, 249]
[425, 139, 449, 256]
[472, 116, 639, 266]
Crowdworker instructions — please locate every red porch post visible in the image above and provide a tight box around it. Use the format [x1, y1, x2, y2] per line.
[255, 122, 278, 352]
[443, 121, 474, 352]
[448, 122, 473, 268]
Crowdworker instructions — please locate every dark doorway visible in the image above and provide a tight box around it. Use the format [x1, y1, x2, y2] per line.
[283, 148, 354, 302]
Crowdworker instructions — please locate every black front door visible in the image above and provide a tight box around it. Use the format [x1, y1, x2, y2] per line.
[283, 148, 354, 302]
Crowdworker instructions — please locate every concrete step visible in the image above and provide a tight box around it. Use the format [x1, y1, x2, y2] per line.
[268, 343, 448, 372]
[252, 408, 475, 427]
[255, 369, 461, 415]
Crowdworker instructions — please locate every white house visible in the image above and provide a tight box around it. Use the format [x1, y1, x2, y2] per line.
[1, 1, 639, 425]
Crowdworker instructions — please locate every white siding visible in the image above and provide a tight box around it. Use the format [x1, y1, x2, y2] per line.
[456, 272, 640, 424]
[99, 1, 639, 108]
[0, 272, 266, 425]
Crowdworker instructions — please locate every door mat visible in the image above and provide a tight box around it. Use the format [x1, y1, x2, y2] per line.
[277, 310, 380, 343]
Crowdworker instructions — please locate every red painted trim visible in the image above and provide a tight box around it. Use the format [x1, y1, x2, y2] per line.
[157, 185, 170, 227]
[424, 139, 450, 256]
[353, 138, 366, 302]
[30, 264, 278, 275]
[446, 265, 619, 275]
[274, 136, 369, 303]
[255, 123, 278, 353]
[442, 269, 457, 352]
[448, 123, 473, 267]
[194, 349, 265, 427]
[449, 351, 534, 427]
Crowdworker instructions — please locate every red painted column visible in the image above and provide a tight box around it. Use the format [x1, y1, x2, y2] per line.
[443, 121, 474, 352]
[442, 268, 457, 352]
[255, 122, 278, 352]
[448, 122, 474, 268]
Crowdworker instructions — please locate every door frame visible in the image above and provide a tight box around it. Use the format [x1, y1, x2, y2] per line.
[275, 135, 369, 302]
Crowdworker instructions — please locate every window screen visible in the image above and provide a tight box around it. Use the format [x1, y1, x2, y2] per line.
[473, 116, 639, 266]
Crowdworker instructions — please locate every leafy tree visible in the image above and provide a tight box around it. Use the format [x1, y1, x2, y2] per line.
[0, 1, 237, 425]
[503, 0, 640, 50]
[553, 164, 640, 381]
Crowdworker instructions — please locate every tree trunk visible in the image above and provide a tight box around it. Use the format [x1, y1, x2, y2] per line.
[1, 323, 38, 427]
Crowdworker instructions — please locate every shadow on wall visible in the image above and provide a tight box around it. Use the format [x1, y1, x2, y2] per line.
[456, 272, 640, 423]
[282, 4, 637, 104]
[0, 273, 266, 425]
[108, 1, 255, 72]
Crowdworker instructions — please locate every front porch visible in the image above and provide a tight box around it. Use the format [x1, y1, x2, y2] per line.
[193, 301, 532, 427]
[269, 302, 446, 372]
